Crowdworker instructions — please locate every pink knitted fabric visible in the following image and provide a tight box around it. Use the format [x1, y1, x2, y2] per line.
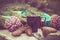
[4, 16, 22, 32]
[50, 15, 60, 30]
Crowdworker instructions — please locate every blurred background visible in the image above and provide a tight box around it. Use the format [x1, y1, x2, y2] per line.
[0, 0, 60, 15]
[0, 0, 60, 40]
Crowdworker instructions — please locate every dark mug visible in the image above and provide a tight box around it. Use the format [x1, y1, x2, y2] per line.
[27, 16, 43, 32]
